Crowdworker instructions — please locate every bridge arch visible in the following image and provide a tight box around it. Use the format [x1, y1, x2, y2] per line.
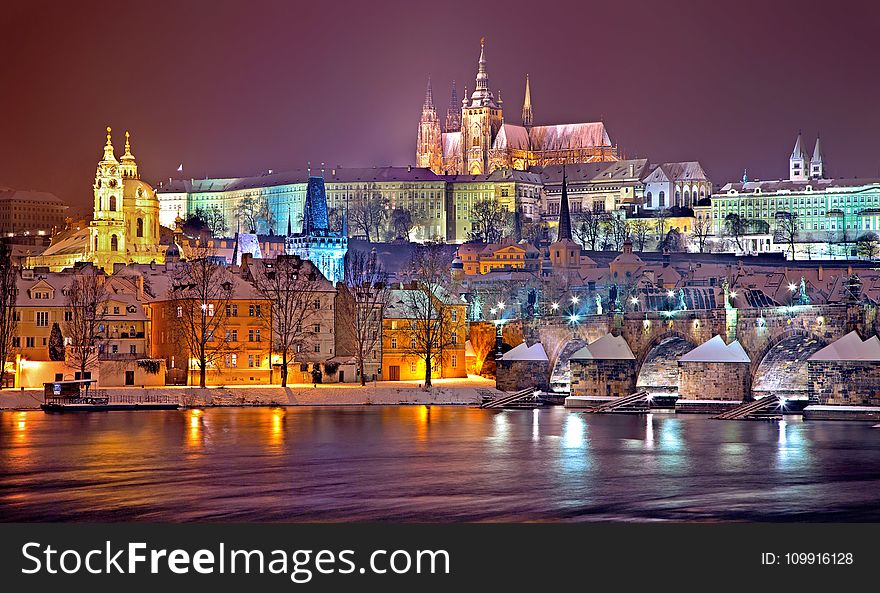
[635, 331, 699, 395]
[548, 338, 589, 393]
[750, 328, 827, 399]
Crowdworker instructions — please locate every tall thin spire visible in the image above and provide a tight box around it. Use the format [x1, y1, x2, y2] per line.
[423, 76, 434, 109]
[522, 74, 533, 128]
[469, 37, 496, 107]
[445, 80, 461, 132]
[557, 164, 572, 242]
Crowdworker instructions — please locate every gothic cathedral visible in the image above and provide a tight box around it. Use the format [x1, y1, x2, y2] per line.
[416, 38, 619, 175]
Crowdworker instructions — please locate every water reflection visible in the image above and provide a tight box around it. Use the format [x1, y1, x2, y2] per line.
[1, 408, 879, 522]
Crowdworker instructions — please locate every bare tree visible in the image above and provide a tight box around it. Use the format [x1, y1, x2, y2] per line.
[169, 254, 234, 388]
[250, 255, 320, 387]
[468, 199, 511, 244]
[775, 213, 798, 259]
[339, 250, 391, 385]
[856, 232, 880, 260]
[724, 213, 748, 252]
[572, 209, 602, 250]
[692, 215, 713, 253]
[390, 207, 416, 241]
[399, 245, 462, 387]
[0, 244, 18, 388]
[191, 206, 228, 236]
[630, 218, 651, 251]
[235, 197, 274, 234]
[64, 270, 109, 380]
[603, 215, 628, 251]
[655, 208, 671, 248]
[349, 187, 388, 241]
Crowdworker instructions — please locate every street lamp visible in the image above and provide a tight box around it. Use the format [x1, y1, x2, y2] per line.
[551, 302, 559, 312]
[570, 295, 580, 305]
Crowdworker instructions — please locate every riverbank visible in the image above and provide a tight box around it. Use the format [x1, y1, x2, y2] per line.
[0, 376, 501, 409]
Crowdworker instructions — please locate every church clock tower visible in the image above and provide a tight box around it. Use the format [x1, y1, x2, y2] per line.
[88, 127, 127, 271]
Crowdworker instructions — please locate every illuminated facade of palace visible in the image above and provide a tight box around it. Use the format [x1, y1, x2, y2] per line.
[417, 38, 619, 175]
[28, 128, 166, 272]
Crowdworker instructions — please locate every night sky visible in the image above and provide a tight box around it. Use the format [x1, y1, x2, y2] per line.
[4, 0, 880, 209]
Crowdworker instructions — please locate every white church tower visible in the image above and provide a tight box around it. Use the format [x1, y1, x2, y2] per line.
[789, 131, 809, 182]
[810, 135, 825, 179]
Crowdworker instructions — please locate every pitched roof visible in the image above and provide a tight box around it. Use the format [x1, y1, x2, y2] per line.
[492, 124, 530, 150]
[809, 331, 880, 361]
[528, 123, 612, 151]
[501, 342, 548, 361]
[679, 335, 750, 363]
[570, 333, 635, 360]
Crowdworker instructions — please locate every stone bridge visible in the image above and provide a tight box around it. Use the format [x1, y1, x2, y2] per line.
[502, 302, 878, 398]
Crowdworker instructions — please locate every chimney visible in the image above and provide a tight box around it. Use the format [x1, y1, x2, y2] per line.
[407, 165, 412, 172]
[818, 264, 823, 282]
[628, 163, 634, 177]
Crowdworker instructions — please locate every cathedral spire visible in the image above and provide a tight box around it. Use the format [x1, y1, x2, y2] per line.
[557, 164, 573, 242]
[446, 80, 461, 132]
[522, 74, 533, 128]
[423, 76, 435, 110]
[469, 37, 496, 107]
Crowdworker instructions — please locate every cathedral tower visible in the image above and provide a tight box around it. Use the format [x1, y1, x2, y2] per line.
[445, 80, 461, 132]
[460, 38, 503, 174]
[416, 77, 442, 171]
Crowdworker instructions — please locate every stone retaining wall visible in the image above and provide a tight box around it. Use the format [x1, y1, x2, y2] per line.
[678, 361, 750, 401]
[570, 359, 636, 398]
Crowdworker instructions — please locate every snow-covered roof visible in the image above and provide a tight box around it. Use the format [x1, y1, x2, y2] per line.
[570, 333, 634, 361]
[501, 342, 548, 362]
[493, 124, 530, 150]
[529, 123, 612, 151]
[442, 132, 461, 159]
[465, 340, 476, 357]
[679, 335, 750, 363]
[809, 331, 880, 361]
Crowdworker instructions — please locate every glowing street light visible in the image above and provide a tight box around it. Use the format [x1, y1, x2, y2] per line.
[630, 296, 639, 305]
[569, 314, 580, 324]
[788, 283, 797, 292]
[551, 302, 559, 311]
[667, 290, 675, 298]
[489, 307, 497, 315]
[497, 301, 505, 310]
[570, 296, 580, 305]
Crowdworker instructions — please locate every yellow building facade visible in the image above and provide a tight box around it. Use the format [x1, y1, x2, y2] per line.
[28, 128, 165, 272]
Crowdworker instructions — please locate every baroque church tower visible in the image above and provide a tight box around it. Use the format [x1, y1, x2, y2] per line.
[87, 127, 164, 272]
[460, 38, 503, 174]
[89, 127, 127, 268]
[416, 78, 442, 171]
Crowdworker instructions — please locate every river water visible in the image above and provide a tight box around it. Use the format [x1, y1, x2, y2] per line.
[2, 407, 879, 522]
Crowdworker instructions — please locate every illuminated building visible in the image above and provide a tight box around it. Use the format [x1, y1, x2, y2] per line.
[711, 133, 880, 257]
[284, 175, 347, 284]
[382, 285, 467, 381]
[0, 187, 68, 236]
[417, 38, 619, 175]
[27, 128, 165, 272]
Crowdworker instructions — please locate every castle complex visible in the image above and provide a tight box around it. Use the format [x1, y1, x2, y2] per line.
[416, 38, 619, 175]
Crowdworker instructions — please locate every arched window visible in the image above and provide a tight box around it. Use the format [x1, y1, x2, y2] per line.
[646, 191, 652, 207]
[94, 236, 99, 252]
[136, 218, 144, 238]
[111, 235, 118, 251]
[683, 190, 690, 204]
[109, 195, 117, 211]
[659, 191, 665, 207]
